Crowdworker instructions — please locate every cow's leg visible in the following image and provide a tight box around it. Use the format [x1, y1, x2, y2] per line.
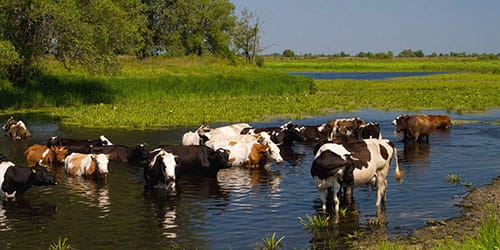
[332, 181, 341, 216]
[318, 187, 327, 211]
[376, 177, 388, 215]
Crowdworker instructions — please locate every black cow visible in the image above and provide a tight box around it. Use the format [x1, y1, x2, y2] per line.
[47, 135, 113, 154]
[357, 122, 382, 139]
[91, 144, 149, 162]
[0, 162, 57, 198]
[158, 145, 231, 178]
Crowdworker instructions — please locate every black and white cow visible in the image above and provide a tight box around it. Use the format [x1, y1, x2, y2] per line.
[144, 149, 177, 191]
[311, 139, 403, 215]
[47, 135, 113, 154]
[298, 123, 332, 143]
[0, 161, 57, 198]
[156, 145, 231, 178]
[2, 117, 31, 140]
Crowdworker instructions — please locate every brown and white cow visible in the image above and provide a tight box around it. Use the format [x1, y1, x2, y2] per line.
[24, 144, 68, 166]
[64, 153, 109, 178]
[205, 132, 283, 167]
[327, 118, 365, 139]
[393, 114, 432, 142]
[2, 117, 31, 140]
[311, 139, 403, 215]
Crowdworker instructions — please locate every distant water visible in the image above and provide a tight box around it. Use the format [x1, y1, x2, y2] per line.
[289, 72, 444, 80]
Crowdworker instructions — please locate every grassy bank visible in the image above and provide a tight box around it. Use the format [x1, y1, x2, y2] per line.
[1, 57, 500, 128]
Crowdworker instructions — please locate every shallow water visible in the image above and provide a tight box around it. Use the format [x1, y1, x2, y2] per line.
[0, 109, 499, 249]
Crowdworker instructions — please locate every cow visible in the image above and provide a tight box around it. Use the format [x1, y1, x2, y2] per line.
[47, 135, 113, 154]
[205, 132, 283, 167]
[157, 145, 231, 178]
[144, 149, 177, 191]
[181, 131, 208, 146]
[197, 123, 252, 140]
[327, 118, 366, 139]
[24, 144, 68, 166]
[90, 144, 149, 163]
[298, 123, 332, 143]
[64, 153, 110, 178]
[357, 122, 382, 139]
[427, 114, 452, 129]
[394, 114, 432, 142]
[0, 161, 57, 199]
[311, 139, 403, 216]
[2, 117, 31, 140]
[240, 121, 306, 148]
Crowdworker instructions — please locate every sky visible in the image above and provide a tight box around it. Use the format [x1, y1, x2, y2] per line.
[231, 0, 500, 55]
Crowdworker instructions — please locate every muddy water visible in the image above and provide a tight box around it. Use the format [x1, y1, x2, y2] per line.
[0, 110, 499, 249]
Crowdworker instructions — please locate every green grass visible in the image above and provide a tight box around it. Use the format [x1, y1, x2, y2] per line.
[1, 56, 500, 128]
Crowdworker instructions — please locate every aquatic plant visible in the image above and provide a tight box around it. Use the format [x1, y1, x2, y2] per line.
[48, 237, 74, 250]
[258, 232, 285, 250]
[299, 214, 333, 230]
[445, 174, 462, 184]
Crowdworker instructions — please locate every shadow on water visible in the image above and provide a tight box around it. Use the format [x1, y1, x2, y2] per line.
[0, 109, 500, 249]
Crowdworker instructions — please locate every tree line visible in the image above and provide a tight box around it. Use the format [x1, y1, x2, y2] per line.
[281, 48, 500, 59]
[0, 0, 261, 86]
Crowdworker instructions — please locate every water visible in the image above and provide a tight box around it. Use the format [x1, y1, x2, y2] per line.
[289, 72, 444, 80]
[0, 110, 499, 249]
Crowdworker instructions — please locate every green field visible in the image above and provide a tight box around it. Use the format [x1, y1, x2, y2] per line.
[1, 56, 499, 128]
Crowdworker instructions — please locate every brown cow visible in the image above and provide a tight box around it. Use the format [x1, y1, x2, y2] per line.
[427, 114, 452, 129]
[25, 144, 68, 167]
[2, 117, 31, 140]
[394, 114, 432, 142]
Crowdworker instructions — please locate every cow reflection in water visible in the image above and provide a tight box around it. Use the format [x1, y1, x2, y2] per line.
[402, 141, 430, 167]
[217, 167, 283, 193]
[0, 198, 57, 232]
[65, 177, 110, 217]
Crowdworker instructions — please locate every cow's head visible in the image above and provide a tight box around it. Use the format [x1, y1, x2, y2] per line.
[92, 154, 109, 177]
[395, 115, 410, 133]
[210, 148, 232, 170]
[31, 164, 57, 186]
[275, 122, 306, 145]
[2, 117, 16, 132]
[133, 144, 150, 161]
[53, 146, 68, 164]
[257, 133, 283, 164]
[154, 150, 177, 190]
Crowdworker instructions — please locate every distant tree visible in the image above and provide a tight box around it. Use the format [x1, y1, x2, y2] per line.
[0, 0, 145, 86]
[282, 49, 295, 58]
[233, 7, 262, 64]
[398, 49, 415, 57]
[414, 50, 425, 57]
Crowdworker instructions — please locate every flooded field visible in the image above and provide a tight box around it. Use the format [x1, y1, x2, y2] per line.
[0, 109, 499, 249]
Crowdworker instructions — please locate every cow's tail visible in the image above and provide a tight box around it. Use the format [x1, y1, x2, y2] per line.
[389, 141, 404, 183]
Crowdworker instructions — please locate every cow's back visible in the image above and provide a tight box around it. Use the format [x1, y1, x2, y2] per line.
[65, 153, 94, 176]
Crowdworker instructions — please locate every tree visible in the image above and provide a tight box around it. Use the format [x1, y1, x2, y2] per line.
[0, 40, 21, 79]
[143, 0, 236, 56]
[0, 0, 146, 86]
[282, 49, 295, 58]
[233, 7, 262, 64]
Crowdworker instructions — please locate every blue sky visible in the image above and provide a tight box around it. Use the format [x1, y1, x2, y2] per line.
[231, 0, 500, 55]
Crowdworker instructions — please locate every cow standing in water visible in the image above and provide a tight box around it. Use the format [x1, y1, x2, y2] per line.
[2, 117, 31, 140]
[393, 115, 432, 142]
[25, 144, 68, 166]
[311, 139, 403, 216]
[0, 159, 57, 199]
[64, 153, 110, 179]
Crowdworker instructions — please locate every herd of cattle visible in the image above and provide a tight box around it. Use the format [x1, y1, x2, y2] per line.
[0, 114, 451, 216]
